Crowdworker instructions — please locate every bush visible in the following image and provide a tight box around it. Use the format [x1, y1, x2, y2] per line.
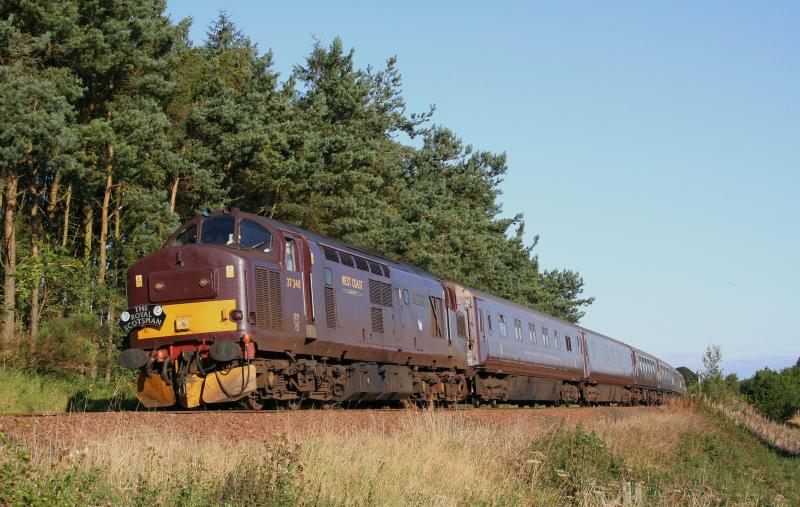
[741, 367, 800, 422]
[34, 315, 109, 373]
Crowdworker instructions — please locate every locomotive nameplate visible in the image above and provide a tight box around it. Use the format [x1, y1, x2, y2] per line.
[341, 275, 364, 290]
[118, 304, 166, 335]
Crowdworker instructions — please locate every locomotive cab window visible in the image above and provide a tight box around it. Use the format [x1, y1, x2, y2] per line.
[324, 267, 333, 286]
[172, 224, 197, 246]
[239, 219, 271, 252]
[201, 216, 235, 245]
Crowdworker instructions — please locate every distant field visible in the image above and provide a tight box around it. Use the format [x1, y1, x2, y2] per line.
[1, 402, 798, 506]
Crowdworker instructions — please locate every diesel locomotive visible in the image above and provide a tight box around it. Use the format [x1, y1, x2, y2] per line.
[119, 208, 686, 409]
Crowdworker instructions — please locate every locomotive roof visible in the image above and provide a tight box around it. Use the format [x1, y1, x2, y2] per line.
[230, 210, 442, 283]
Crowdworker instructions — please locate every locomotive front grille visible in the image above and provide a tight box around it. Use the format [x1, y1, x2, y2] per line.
[255, 267, 284, 331]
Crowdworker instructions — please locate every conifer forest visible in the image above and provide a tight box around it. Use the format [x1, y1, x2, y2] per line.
[0, 1, 592, 377]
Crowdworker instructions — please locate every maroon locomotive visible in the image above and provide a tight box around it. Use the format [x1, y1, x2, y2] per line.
[118, 208, 686, 409]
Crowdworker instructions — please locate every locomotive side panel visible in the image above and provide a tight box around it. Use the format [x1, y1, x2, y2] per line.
[308, 241, 466, 370]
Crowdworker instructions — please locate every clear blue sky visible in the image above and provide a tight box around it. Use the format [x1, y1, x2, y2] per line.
[166, 1, 799, 377]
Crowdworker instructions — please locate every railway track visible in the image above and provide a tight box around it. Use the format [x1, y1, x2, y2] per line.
[0, 403, 639, 419]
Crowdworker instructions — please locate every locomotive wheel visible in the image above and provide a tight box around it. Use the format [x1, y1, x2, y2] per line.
[471, 398, 481, 408]
[490, 399, 498, 408]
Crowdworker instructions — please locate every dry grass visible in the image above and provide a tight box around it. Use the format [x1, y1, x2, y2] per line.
[710, 398, 800, 456]
[4, 403, 796, 506]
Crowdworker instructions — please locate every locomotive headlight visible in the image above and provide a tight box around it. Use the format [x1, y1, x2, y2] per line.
[153, 281, 165, 292]
[198, 277, 210, 288]
[229, 309, 244, 322]
[153, 305, 164, 317]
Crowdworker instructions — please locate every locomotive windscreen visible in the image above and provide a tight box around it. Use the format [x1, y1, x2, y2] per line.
[201, 216, 235, 245]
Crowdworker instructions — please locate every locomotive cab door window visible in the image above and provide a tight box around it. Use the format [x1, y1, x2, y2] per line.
[284, 238, 298, 272]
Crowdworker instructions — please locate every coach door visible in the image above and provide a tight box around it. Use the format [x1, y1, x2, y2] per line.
[577, 331, 589, 379]
[474, 298, 489, 363]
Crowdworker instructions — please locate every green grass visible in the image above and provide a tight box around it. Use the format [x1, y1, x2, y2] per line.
[0, 368, 137, 414]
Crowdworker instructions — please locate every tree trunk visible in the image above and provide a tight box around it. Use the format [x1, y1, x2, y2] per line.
[104, 185, 123, 382]
[2, 171, 18, 354]
[61, 181, 72, 248]
[28, 181, 42, 355]
[169, 173, 179, 213]
[97, 145, 113, 285]
[46, 167, 61, 221]
[83, 203, 93, 262]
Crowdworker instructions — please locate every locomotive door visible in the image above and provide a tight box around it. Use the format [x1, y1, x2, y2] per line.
[398, 286, 419, 351]
[280, 233, 307, 340]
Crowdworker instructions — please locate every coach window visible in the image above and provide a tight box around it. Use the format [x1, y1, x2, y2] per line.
[201, 215, 235, 245]
[528, 323, 536, 344]
[565, 335, 572, 352]
[498, 314, 508, 338]
[402, 288, 409, 304]
[554, 331, 560, 350]
[172, 224, 197, 246]
[239, 219, 272, 252]
[514, 319, 522, 341]
[542, 328, 549, 347]
[487, 313, 492, 333]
